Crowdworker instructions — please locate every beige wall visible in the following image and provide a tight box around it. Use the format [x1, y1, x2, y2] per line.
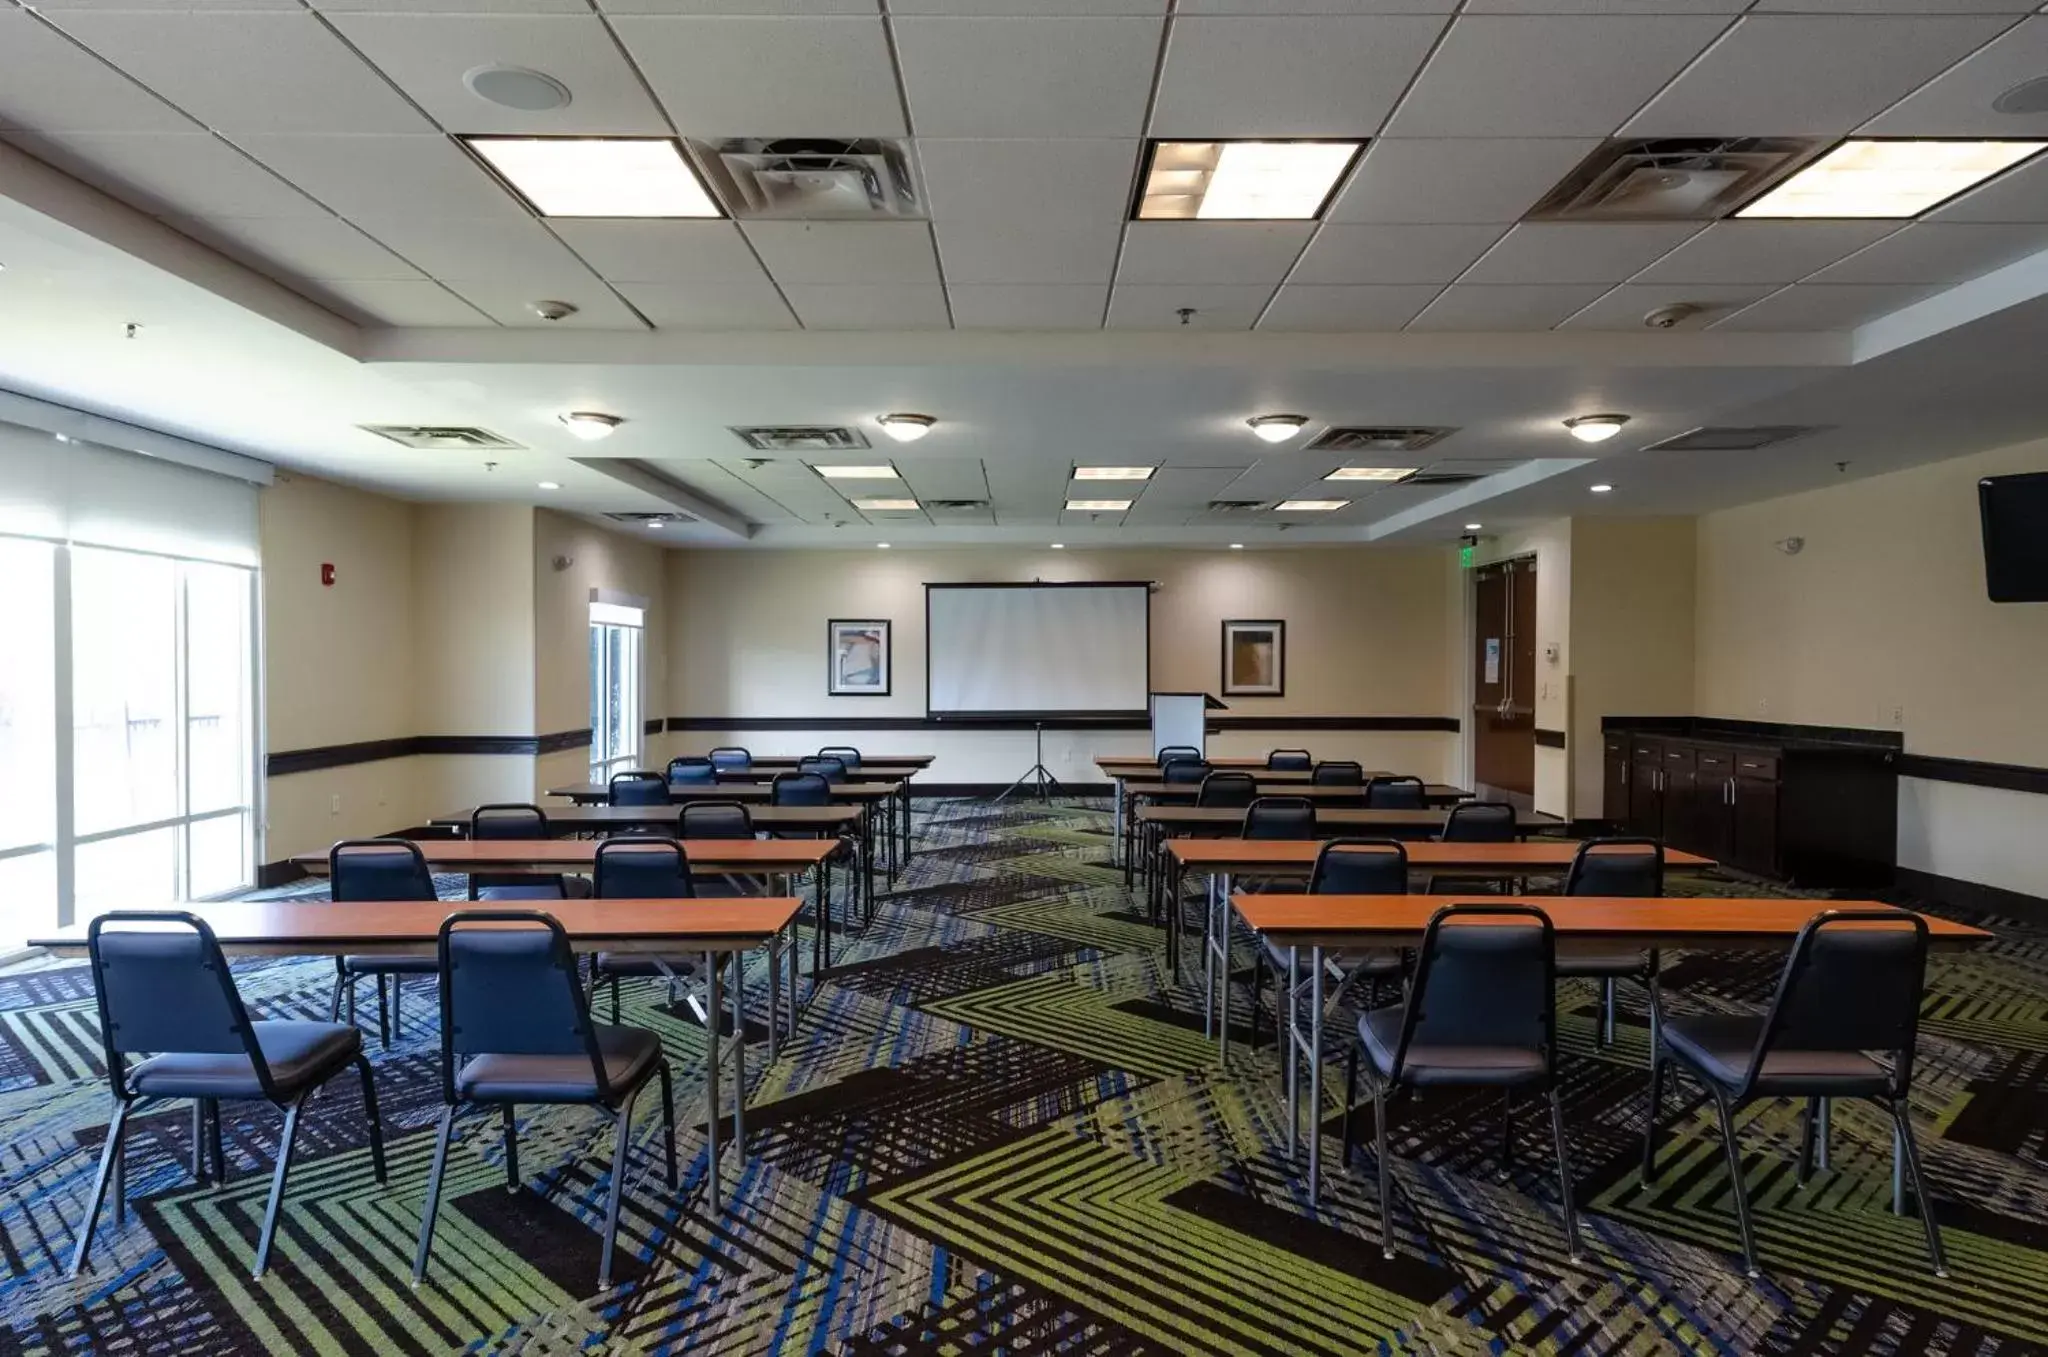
[1695, 438, 2048, 895]
[413, 503, 535, 737]
[1570, 518, 1696, 818]
[534, 508, 670, 778]
[666, 545, 1459, 783]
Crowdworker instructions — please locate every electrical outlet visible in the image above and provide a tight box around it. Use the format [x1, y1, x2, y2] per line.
[1890, 704, 1905, 727]
[1756, 698, 1770, 717]
[330, 794, 341, 815]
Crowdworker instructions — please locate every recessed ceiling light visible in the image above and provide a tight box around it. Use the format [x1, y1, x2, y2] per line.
[1324, 466, 1417, 482]
[646, 519, 665, 529]
[538, 480, 561, 490]
[1137, 141, 1362, 220]
[1738, 139, 2047, 219]
[1564, 414, 1630, 444]
[1228, 543, 1244, 550]
[877, 413, 936, 443]
[854, 498, 919, 511]
[1073, 466, 1156, 481]
[1590, 484, 1614, 494]
[1274, 499, 1348, 512]
[813, 464, 898, 479]
[558, 411, 622, 441]
[464, 136, 720, 218]
[1465, 522, 1483, 530]
[1050, 543, 1065, 550]
[1247, 414, 1309, 444]
[877, 542, 891, 549]
[1066, 499, 1133, 512]
[463, 64, 572, 112]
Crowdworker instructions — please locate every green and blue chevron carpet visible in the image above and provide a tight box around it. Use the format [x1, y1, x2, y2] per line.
[3, 798, 2047, 1354]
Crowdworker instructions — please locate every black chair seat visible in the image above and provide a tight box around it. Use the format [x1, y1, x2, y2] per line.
[343, 954, 440, 974]
[1555, 950, 1649, 977]
[454, 1024, 661, 1101]
[1662, 1014, 1891, 1095]
[478, 877, 594, 902]
[1358, 1007, 1548, 1087]
[129, 1021, 361, 1099]
[592, 952, 701, 979]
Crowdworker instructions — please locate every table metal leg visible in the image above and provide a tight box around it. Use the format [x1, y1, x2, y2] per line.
[1216, 872, 1234, 1066]
[766, 928, 780, 1060]
[1112, 778, 1125, 869]
[705, 949, 722, 1210]
[1308, 944, 1325, 1209]
[1892, 1119, 1906, 1215]
[731, 952, 746, 1153]
[1817, 1098, 1832, 1170]
[1285, 946, 1300, 1157]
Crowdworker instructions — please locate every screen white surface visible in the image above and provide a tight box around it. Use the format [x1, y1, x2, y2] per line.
[928, 585, 1148, 715]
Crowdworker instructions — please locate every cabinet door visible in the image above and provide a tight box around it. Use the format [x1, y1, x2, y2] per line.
[1603, 738, 1629, 827]
[1629, 739, 1664, 837]
[1692, 748, 1736, 862]
[1662, 744, 1700, 851]
[1732, 775, 1780, 875]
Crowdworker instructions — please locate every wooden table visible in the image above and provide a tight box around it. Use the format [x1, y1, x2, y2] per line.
[689, 754, 935, 769]
[29, 896, 806, 1211]
[701, 768, 922, 870]
[1225, 892, 1993, 1207]
[1096, 759, 1376, 862]
[547, 780, 908, 882]
[429, 805, 861, 836]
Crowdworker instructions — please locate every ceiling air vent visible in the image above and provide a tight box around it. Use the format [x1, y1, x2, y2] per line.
[604, 511, 695, 526]
[1206, 500, 1269, 514]
[1529, 138, 1818, 222]
[926, 499, 990, 511]
[1398, 471, 1487, 487]
[358, 424, 523, 451]
[729, 425, 871, 452]
[1306, 426, 1455, 454]
[1642, 426, 1826, 453]
[703, 138, 922, 219]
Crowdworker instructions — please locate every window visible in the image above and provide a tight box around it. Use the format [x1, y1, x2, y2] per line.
[589, 599, 644, 781]
[0, 539, 56, 949]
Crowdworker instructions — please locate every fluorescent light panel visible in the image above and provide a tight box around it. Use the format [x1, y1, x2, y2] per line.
[1137, 141, 1361, 221]
[1323, 466, 1416, 482]
[812, 464, 898, 479]
[1066, 499, 1133, 511]
[1739, 139, 2046, 219]
[465, 137, 720, 218]
[1274, 499, 1348, 512]
[1073, 466, 1155, 481]
[854, 498, 919, 511]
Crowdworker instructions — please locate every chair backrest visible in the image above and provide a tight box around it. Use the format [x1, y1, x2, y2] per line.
[798, 755, 848, 785]
[1312, 760, 1365, 786]
[1308, 838, 1408, 894]
[1244, 796, 1317, 840]
[87, 913, 272, 1092]
[1364, 775, 1426, 809]
[818, 746, 862, 771]
[1388, 905, 1556, 1082]
[1161, 758, 1212, 786]
[608, 772, 670, 806]
[666, 756, 717, 786]
[1440, 800, 1517, 843]
[330, 839, 436, 902]
[470, 803, 547, 841]
[593, 837, 695, 898]
[1746, 909, 1929, 1096]
[680, 800, 754, 840]
[771, 771, 832, 806]
[1265, 748, 1313, 771]
[708, 746, 752, 771]
[1197, 770, 1258, 807]
[1563, 837, 1664, 897]
[1157, 745, 1201, 768]
[437, 912, 609, 1102]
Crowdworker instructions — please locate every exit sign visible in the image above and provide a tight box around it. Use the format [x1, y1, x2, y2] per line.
[1460, 543, 1475, 569]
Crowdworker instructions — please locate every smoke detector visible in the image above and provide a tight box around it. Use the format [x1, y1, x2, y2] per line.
[1530, 138, 1818, 221]
[1643, 302, 1707, 329]
[701, 138, 922, 219]
[530, 299, 578, 322]
[463, 65, 571, 112]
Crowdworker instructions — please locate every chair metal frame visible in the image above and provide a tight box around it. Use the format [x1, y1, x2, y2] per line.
[328, 838, 439, 1047]
[608, 771, 671, 806]
[1560, 837, 1665, 1047]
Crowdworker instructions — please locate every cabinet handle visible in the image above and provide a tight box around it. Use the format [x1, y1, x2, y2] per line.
[1621, 761, 1628, 785]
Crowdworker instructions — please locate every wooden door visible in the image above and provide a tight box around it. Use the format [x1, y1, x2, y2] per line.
[1471, 558, 1535, 798]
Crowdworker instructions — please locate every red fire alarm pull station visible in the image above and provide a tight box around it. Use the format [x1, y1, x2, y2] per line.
[321, 563, 336, 587]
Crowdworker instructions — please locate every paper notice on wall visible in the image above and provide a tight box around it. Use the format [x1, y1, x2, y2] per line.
[1484, 637, 1501, 685]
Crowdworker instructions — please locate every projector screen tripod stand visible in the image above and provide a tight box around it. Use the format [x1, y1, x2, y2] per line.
[995, 722, 1064, 805]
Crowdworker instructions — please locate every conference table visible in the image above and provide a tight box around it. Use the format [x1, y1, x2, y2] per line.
[1096, 757, 1379, 864]
[28, 895, 804, 1212]
[546, 780, 908, 881]
[1228, 891, 1993, 1207]
[702, 767, 923, 868]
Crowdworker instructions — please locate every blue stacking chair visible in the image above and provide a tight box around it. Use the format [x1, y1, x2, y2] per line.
[666, 757, 717, 786]
[798, 755, 848, 785]
[1559, 838, 1664, 1047]
[1266, 749, 1313, 771]
[609, 771, 670, 806]
[1197, 770, 1258, 808]
[589, 838, 701, 1022]
[1161, 758, 1211, 785]
[73, 912, 386, 1279]
[1313, 760, 1364, 786]
[413, 911, 675, 1292]
[1364, 775, 1427, 809]
[1248, 837, 1403, 1049]
[469, 803, 593, 901]
[1156, 745, 1200, 767]
[330, 839, 439, 1047]
[681, 800, 754, 840]
[817, 746, 862, 772]
[708, 747, 752, 772]
[774, 772, 833, 805]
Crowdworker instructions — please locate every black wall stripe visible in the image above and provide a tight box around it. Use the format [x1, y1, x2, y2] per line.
[1895, 753, 2048, 798]
[665, 714, 1460, 734]
[266, 729, 593, 776]
[1533, 727, 1566, 749]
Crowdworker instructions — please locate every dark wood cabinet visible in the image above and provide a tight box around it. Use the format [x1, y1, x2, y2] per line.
[1730, 772, 1780, 876]
[1627, 737, 1666, 838]
[1602, 737, 1629, 829]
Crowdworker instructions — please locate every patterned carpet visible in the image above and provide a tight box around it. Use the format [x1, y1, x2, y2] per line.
[4, 797, 2048, 1355]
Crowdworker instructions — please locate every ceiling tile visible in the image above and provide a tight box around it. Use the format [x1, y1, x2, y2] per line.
[1458, 222, 1703, 284]
[613, 281, 798, 328]
[1860, 17, 2048, 137]
[1930, 152, 2048, 222]
[947, 283, 1107, 328]
[355, 216, 604, 283]
[4, 132, 325, 218]
[0, 12, 198, 134]
[1104, 283, 1275, 328]
[892, 0, 1162, 10]
[442, 278, 651, 326]
[547, 220, 768, 283]
[316, 0, 596, 12]
[933, 220, 1125, 284]
[1326, 138, 1603, 223]
[611, 17, 906, 137]
[895, 460, 991, 503]
[1383, 15, 1730, 137]
[1463, 0, 1746, 9]
[1257, 284, 1441, 330]
[1709, 282, 1944, 330]
[172, 214, 425, 281]
[1631, 221, 1902, 284]
[1288, 224, 1507, 284]
[1176, 0, 1456, 10]
[781, 283, 952, 328]
[1749, 0, 2034, 10]
[1553, 281, 1773, 329]
[1116, 222, 1314, 285]
[51, 11, 433, 136]
[230, 134, 526, 219]
[1625, 16, 2014, 137]
[599, 1, 876, 12]
[305, 278, 496, 326]
[1150, 16, 1448, 138]
[916, 139, 1139, 227]
[742, 221, 941, 285]
[892, 18, 1162, 139]
[1403, 282, 1610, 330]
[1803, 222, 2048, 284]
[325, 15, 671, 135]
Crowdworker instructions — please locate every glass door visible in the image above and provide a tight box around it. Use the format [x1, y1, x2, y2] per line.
[589, 601, 644, 781]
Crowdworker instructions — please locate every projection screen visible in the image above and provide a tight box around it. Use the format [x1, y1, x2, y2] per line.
[926, 583, 1150, 718]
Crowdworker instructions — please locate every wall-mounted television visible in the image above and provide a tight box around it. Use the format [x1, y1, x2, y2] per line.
[1979, 471, 2048, 602]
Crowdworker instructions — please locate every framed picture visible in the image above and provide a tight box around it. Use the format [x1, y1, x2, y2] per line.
[828, 619, 891, 696]
[1221, 619, 1285, 697]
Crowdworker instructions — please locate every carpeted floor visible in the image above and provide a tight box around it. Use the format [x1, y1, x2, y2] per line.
[3, 797, 2048, 1354]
